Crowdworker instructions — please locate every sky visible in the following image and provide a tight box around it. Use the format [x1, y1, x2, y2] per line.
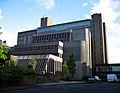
[0, 0, 120, 64]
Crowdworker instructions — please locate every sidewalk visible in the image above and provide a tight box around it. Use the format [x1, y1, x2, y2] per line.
[37, 80, 86, 86]
[0, 81, 87, 91]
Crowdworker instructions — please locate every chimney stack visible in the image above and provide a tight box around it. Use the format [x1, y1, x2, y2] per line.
[40, 17, 52, 27]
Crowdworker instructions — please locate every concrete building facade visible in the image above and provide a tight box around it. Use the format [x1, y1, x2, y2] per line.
[91, 14, 108, 75]
[11, 13, 108, 79]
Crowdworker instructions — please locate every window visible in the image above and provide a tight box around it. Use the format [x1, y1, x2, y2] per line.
[45, 46, 47, 49]
[33, 47, 35, 50]
[56, 34, 58, 40]
[46, 35, 48, 41]
[54, 34, 56, 39]
[55, 45, 58, 49]
[64, 33, 67, 38]
[62, 33, 64, 38]
[51, 34, 53, 40]
[59, 33, 61, 38]
[48, 45, 50, 49]
[36, 46, 39, 50]
[67, 32, 70, 38]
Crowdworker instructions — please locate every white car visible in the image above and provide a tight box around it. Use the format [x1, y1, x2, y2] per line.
[88, 76, 101, 83]
[107, 74, 118, 82]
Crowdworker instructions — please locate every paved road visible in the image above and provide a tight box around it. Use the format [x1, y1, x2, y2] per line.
[1, 82, 120, 93]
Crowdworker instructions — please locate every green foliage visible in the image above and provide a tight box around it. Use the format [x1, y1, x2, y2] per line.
[28, 58, 37, 70]
[67, 53, 76, 77]
[62, 64, 69, 75]
[6, 59, 17, 66]
[0, 59, 36, 86]
[24, 68, 36, 75]
[0, 63, 25, 86]
[0, 45, 8, 60]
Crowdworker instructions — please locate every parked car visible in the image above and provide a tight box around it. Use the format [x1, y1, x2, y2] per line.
[88, 76, 101, 83]
[107, 74, 118, 82]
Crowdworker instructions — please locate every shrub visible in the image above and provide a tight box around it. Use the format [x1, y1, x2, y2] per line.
[0, 60, 36, 86]
[0, 64, 25, 86]
[24, 68, 36, 76]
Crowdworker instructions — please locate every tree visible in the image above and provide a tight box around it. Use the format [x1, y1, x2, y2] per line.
[0, 45, 8, 60]
[67, 53, 76, 78]
[28, 58, 37, 70]
[0, 45, 8, 65]
[62, 64, 69, 75]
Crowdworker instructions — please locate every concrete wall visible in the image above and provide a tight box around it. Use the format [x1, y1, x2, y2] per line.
[63, 28, 92, 80]
[63, 41, 91, 79]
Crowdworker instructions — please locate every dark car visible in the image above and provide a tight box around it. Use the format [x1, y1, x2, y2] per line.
[88, 76, 101, 83]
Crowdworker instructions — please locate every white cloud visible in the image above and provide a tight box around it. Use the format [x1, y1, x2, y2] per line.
[88, 0, 120, 63]
[84, 14, 91, 19]
[37, 0, 56, 10]
[82, 2, 88, 7]
[0, 29, 17, 47]
[91, 0, 120, 22]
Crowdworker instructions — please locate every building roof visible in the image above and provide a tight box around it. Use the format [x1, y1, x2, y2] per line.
[17, 54, 63, 62]
[37, 19, 91, 33]
[18, 29, 37, 34]
[18, 19, 92, 34]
